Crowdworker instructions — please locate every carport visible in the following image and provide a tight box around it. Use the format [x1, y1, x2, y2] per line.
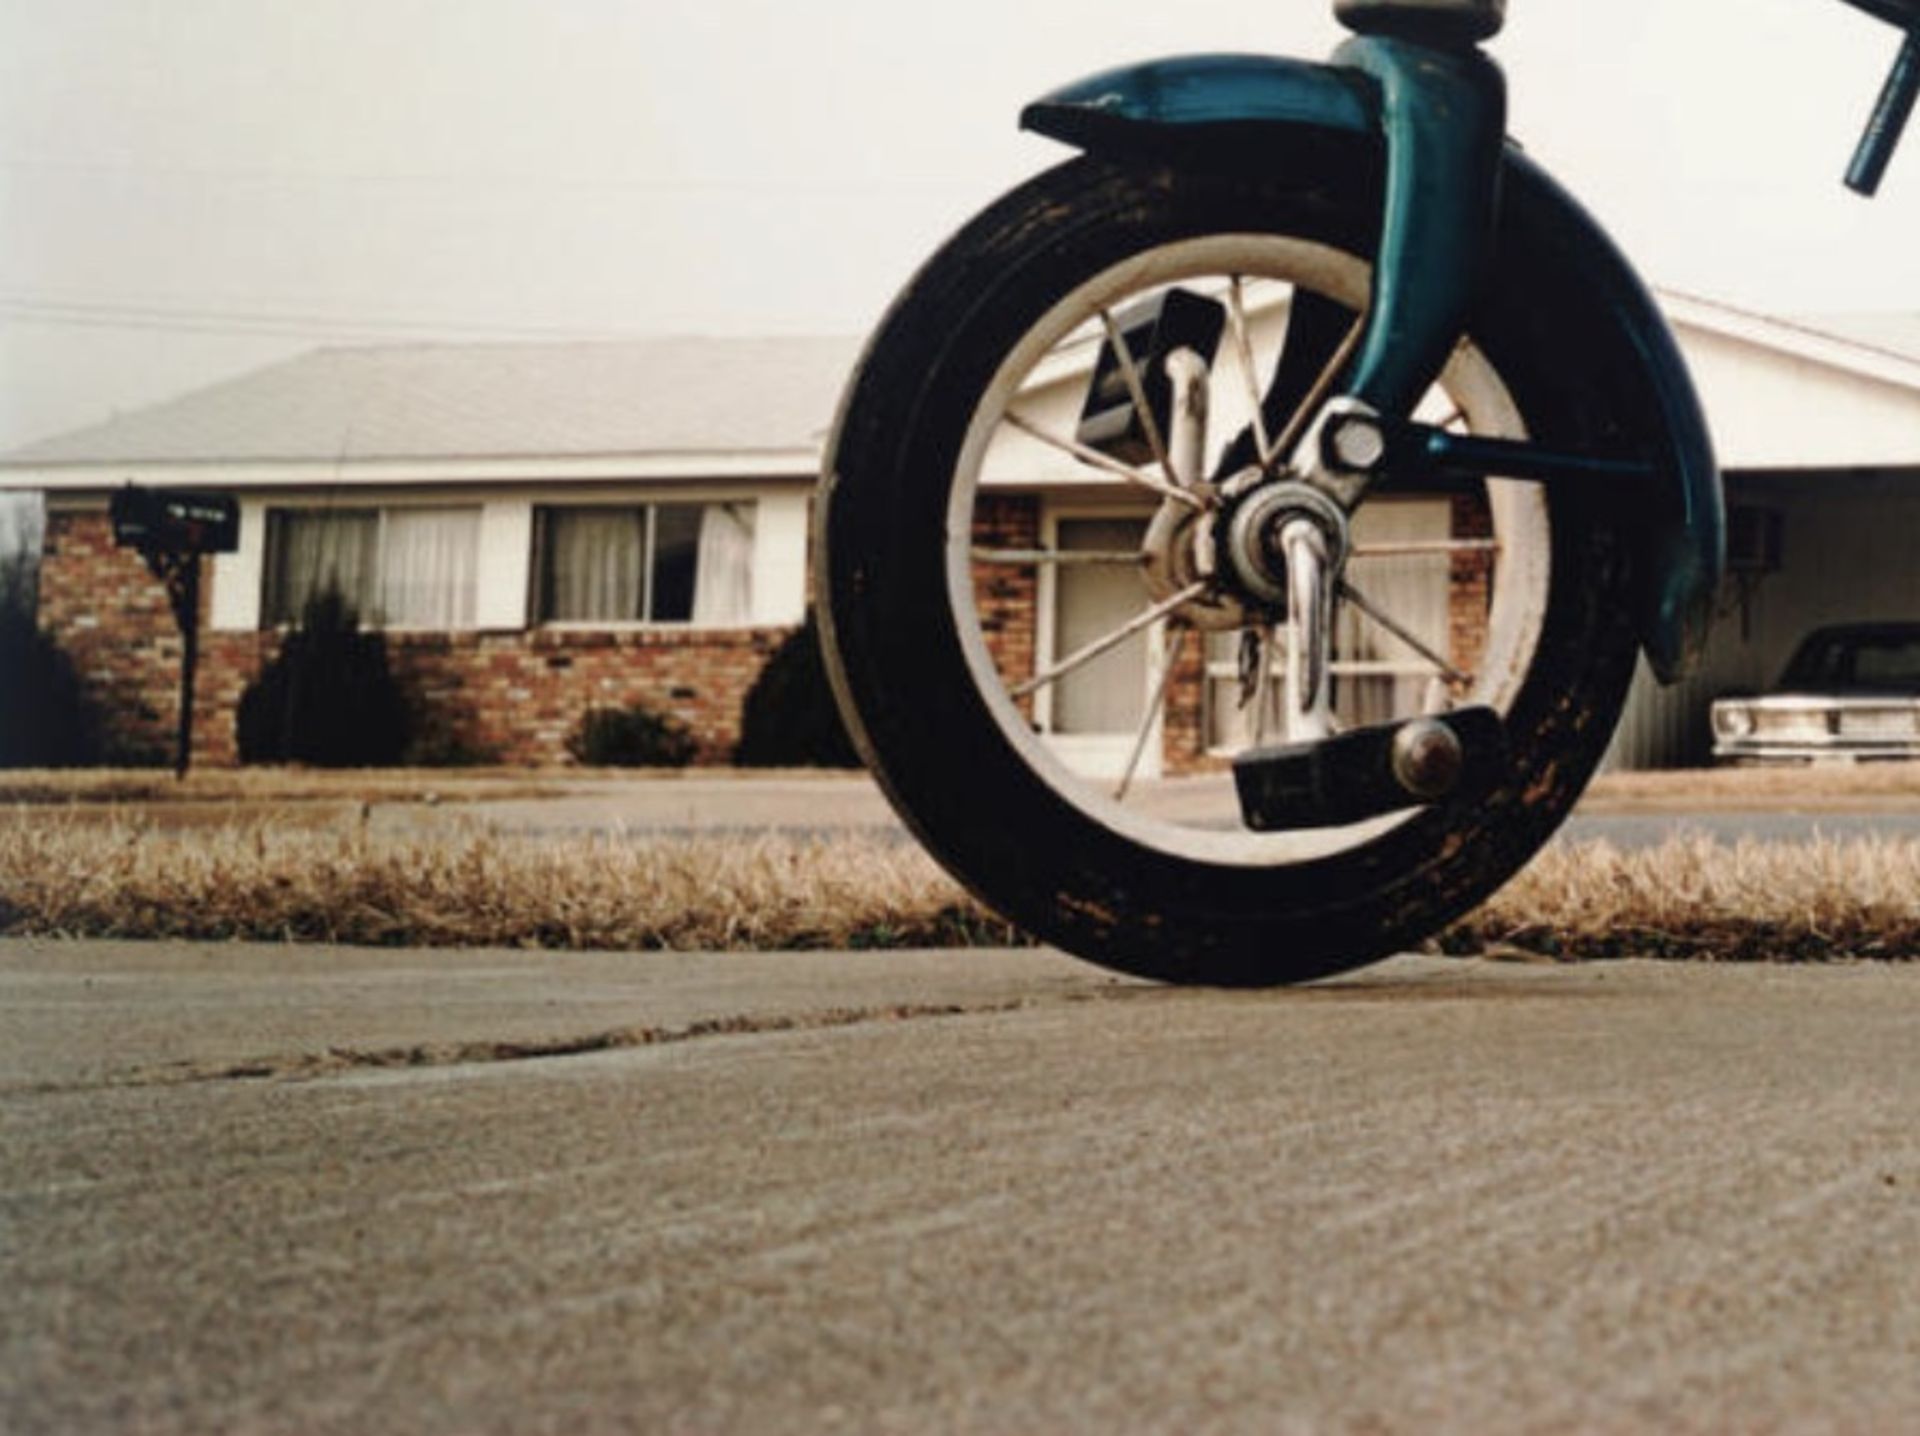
[1607, 297, 1920, 768]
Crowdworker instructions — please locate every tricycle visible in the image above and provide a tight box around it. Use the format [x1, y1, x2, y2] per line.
[814, 0, 1920, 984]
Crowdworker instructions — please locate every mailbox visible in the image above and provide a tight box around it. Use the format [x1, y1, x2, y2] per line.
[106, 485, 242, 777]
[110, 487, 240, 555]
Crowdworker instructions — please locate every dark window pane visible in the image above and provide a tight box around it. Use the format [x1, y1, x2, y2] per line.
[650, 504, 702, 622]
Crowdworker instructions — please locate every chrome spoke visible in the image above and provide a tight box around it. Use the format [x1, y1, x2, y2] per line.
[971, 547, 1145, 567]
[1251, 624, 1278, 747]
[1262, 310, 1367, 482]
[1337, 579, 1472, 686]
[1013, 582, 1205, 700]
[1226, 276, 1273, 467]
[1115, 640, 1183, 802]
[1100, 308, 1180, 492]
[1219, 302, 1368, 500]
[1351, 539, 1499, 558]
[1004, 411, 1202, 510]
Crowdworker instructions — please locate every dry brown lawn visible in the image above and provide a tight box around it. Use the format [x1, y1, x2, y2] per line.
[0, 813, 1010, 951]
[4, 802, 1920, 962]
[11, 761, 1920, 815]
[1450, 833, 1920, 961]
[0, 765, 862, 810]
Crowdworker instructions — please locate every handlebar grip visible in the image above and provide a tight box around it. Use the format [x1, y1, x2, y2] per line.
[1847, 27, 1920, 195]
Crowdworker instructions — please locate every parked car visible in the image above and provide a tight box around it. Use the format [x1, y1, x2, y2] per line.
[1711, 622, 1920, 764]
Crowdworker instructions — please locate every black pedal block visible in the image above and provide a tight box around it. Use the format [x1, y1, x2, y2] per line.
[1232, 706, 1506, 831]
[1075, 287, 1226, 465]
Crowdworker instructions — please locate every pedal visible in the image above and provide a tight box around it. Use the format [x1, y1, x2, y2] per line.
[1075, 288, 1226, 465]
[1232, 707, 1506, 831]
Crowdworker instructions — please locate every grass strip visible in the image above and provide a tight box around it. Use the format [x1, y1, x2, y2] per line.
[6, 813, 1920, 961]
[1448, 832, 1920, 961]
[0, 815, 1013, 951]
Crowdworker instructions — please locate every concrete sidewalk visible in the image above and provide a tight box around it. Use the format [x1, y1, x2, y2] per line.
[0, 938, 1117, 1092]
[7, 941, 1920, 1432]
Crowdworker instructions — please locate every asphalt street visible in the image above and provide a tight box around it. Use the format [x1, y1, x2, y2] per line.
[6, 939, 1920, 1432]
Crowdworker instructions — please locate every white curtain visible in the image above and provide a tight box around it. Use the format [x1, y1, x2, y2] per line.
[692, 502, 755, 624]
[542, 509, 645, 622]
[269, 510, 377, 624]
[376, 508, 479, 629]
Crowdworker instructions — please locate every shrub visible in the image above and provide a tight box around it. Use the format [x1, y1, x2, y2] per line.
[236, 587, 410, 766]
[566, 702, 698, 768]
[734, 611, 861, 768]
[401, 730, 503, 768]
[0, 558, 102, 767]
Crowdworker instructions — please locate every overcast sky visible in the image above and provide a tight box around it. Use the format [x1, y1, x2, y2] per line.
[3, 0, 1919, 452]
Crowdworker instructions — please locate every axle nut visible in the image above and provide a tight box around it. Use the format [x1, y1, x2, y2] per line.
[1327, 414, 1387, 472]
[1390, 718, 1464, 800]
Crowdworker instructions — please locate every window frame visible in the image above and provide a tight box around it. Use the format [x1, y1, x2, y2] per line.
[530, 498, 757, 631]
[259, 503, 482, 633]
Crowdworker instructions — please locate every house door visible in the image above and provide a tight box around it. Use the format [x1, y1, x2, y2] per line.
[1043, 514, 1161, 781]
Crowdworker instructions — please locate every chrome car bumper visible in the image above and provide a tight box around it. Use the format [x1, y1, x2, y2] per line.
[1710, 695, 1920, 764]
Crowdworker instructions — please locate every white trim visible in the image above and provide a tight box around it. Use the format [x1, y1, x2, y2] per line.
[2, 450, 822, 492]
[529, 621, 773, 635]
[209, 502, 263, 632]
[751, 492, 809, 626]
[476, 501, 532, 630]
[1660, 290, 1920, 395]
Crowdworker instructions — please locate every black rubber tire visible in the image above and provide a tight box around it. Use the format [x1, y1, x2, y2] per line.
[816, 155, 1640, 986]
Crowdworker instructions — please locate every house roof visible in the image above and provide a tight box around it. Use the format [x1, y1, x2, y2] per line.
[1657, 291, 1920, 392]
[1789, 312, 1920, 368]
[8, 298, 1920, 491]
[1, 335, 863, 474]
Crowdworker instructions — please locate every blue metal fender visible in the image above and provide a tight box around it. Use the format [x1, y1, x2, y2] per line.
[1021, 54, 1724, 684]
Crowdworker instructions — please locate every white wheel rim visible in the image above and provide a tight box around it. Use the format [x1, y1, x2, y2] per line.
[945, 234, 1551, 866]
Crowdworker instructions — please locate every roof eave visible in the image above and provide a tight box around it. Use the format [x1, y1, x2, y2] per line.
[1659, 290, 1920, 393]
[0, 448, 825, 492]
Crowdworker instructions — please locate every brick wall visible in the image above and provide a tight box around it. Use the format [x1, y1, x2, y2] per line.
[39, 509, 187, 763]
[41, 491, 1498, 773]
[1448, 489, 1494, 679]
[41, 510, 790, 767]
[1161, 627, 1216, 776]
[971, 494, 1039, 712]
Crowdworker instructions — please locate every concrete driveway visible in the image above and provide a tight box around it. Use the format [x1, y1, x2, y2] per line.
[6, 939, 1920, 1432]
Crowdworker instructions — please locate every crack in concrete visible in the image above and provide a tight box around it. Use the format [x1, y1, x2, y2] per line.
[10, 989, 1146, 1096]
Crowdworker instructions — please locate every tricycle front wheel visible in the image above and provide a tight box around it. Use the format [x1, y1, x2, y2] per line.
[818, 158, 1638, 985]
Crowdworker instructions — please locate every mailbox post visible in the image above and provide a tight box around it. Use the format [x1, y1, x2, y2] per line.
[109, 486, 240, 778]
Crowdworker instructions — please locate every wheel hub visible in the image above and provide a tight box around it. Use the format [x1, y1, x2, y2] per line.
[1224, 481, 1352, 608]
[1140, 478, 1352, 630]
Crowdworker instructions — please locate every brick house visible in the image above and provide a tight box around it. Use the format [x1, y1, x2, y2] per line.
[7, 298, 1920, 772]
[1, 325, 1494, 775]
[4, 339, 845, 766]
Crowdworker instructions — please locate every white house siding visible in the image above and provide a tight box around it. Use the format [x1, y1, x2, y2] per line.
[1598, 306, 1920, 770]
[1681, 328, 1920, 470]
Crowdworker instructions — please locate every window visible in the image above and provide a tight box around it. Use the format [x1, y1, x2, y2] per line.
[535, 502, 755, 625]
[263, 506, 479, 629]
